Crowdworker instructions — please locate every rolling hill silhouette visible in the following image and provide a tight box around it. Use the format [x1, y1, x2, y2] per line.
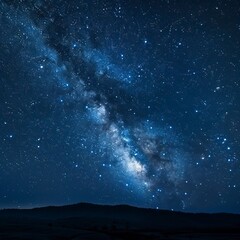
[0, 203, 240, 239]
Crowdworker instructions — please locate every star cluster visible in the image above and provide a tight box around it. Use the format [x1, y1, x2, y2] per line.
[0, 0, 239, 213]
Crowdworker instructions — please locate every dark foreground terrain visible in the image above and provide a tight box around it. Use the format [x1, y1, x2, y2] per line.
[0, 203, 240, 239]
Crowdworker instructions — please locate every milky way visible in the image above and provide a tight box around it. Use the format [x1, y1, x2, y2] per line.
[0, 0, 239, 212]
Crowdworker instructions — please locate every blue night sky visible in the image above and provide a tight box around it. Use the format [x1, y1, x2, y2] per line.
[0, 0, 239, 213]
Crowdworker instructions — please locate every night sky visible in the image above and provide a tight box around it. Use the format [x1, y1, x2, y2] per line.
[0, 0, 239, 213]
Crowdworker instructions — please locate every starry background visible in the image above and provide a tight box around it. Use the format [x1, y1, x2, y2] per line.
[0, 0, 239, 213]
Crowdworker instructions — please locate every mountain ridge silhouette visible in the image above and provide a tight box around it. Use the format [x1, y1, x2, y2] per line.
[0, 202, 240, 239]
